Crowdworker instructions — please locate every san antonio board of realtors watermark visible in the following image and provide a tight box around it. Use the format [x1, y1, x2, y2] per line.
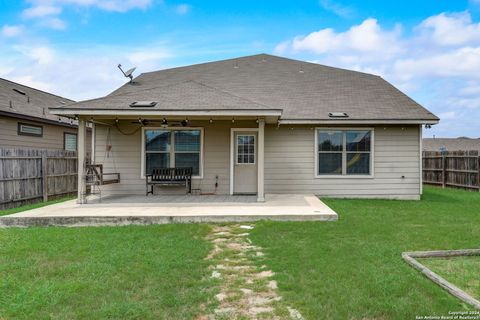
[416, 311, 480, 319]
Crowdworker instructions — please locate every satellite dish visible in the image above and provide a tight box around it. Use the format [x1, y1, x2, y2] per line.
[118, 64, 136, 83]
[125, 67, 136, 78]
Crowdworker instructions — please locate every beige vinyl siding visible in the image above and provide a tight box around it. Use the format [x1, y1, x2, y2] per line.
[0, 115, 91, 152]
[93, 121, 421, 199]
[94, 121, 257, 195]
[264, 124, 421, 199]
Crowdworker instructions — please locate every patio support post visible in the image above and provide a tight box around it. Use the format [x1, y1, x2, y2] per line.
[77, 118, 87, 204]
[257, 118, 265, 202]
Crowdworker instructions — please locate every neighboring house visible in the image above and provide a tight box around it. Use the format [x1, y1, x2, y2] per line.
[423, 137, 480, 152]
[0, 78, 90, 152]
[50, 54, 439, 202]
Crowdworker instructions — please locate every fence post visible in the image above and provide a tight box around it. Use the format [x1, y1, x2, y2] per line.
[41, 152, 48, 202]
[442, 154, 447, 189]
[478, 156, 480, 192]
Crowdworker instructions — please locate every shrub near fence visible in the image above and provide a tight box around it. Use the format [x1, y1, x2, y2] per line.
[0, 148, 78, 210]
[423, 150, 480, 191]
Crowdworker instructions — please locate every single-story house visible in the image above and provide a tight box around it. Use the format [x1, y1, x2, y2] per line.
[0, 78, 91, 152]
[423, 137, 480, 152]
[50, 54, 439, 203]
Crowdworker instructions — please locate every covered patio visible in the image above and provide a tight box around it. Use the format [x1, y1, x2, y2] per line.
[0, 194, 338, 227]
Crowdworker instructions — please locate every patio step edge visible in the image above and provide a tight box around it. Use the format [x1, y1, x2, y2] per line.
[0, 214, 337, 227]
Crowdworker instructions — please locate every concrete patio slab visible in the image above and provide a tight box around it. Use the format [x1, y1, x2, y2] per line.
[0, 194, 338, 227]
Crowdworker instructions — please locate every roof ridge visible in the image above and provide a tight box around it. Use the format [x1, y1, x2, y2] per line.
[0, 77, 75, 102]
[138, 53, 380, 79]
[139, 54, 267, 76]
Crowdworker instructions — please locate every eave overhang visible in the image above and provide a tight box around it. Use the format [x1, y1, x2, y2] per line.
[278, 119, 440, 125]
[49, 108, 283, 117]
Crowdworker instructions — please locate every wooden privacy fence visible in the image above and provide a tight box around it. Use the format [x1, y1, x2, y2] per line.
[423, 150, 480, 191]
[0, 148, 78, 210]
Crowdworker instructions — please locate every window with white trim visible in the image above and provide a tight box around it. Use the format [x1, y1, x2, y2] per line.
[18, 122, 43, 137]
[144, 129, 202, 176]
[64, 132, 77, 151]
[316, 129, 372, 176]
[236, 135, 255, 164]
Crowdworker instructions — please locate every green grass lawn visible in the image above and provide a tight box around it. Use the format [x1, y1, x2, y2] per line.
[1, 187, 478, 319]
[0, 196, 74, 216]
[0, 225, 213, 319]
[250, 187, 480, 319]
[420, 256, 480, 301]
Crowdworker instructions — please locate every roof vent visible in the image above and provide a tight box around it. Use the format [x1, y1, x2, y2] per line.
[12, 88, 26, 95]
[130, 101, 157, 108]
[328, 112, 349, 118]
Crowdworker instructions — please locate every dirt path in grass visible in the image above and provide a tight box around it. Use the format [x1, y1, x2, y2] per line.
[198, 224, 304, 320]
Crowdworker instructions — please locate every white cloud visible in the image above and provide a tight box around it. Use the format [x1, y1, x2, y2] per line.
[9, 75, 52, 92]
[22, 5, 62, 18]
[176, 4, 190, 15]
[40, 17, 67, 30]
[277, 18, 402, 60]
[0, 44, 171, 100]
[438, 111, 456, 120]
[319, 0, 353, 18]
[25, 0, 153, 13]
[419, 12, 480, 46]
[128, 50, 170, 66]
[16, 46, 55, 65]
[459, 81, 480, 96]
[1, 25, 24, 37]
[20, 0, 153, 31]
[394, 47, 480, 80]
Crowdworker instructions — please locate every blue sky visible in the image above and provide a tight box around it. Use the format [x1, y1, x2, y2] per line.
[1, 0, 480, 137]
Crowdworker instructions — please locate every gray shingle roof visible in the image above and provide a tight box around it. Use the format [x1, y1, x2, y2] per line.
[52, 54, 438, 122]
[0, 78, 75, 125]
[423, 138, 480, 152]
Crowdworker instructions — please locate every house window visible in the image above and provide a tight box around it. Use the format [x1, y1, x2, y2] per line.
[316, 129, 372, 176]
[144, 129, 202, 177]
[18, 122, 43, 137]
[64, 132, 77, 151]
[236, 135, 255, 164]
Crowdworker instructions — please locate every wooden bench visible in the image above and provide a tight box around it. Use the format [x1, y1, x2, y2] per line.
[85, 164, 120, 186]
[146, 167, 192, 196]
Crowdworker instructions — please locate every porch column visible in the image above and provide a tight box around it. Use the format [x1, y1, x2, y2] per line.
[77, 118, 87, 204]
[257, 118, 265, 202]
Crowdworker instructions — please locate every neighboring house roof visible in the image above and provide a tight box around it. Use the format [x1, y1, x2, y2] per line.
[423, 138, 480, 152]
[0, 78, 76, 127]
[51, 54, 439, 123]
